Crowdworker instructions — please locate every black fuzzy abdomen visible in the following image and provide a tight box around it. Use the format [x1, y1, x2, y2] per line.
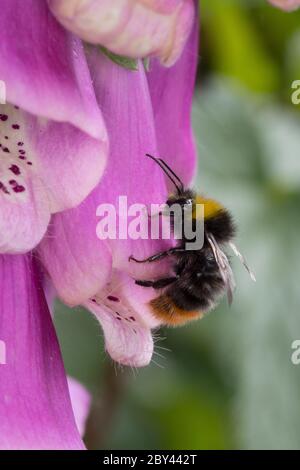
[166, 249, 225, 313]
[204, 209, 236, 243]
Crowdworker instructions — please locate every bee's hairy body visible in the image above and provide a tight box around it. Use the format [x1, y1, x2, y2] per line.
[150, 189, 235, 325]
[130, 155, 247, 327]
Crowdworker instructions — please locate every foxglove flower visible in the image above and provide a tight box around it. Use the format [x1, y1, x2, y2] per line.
[0, 255, 85, 449]
[48, 0, 195, 66]
[0, 0, 108, 449]
[0, 0, 108, 253]
[0, 0, 198, 450]
[268, 0, 300, 10]
[38, 15, 199, 367]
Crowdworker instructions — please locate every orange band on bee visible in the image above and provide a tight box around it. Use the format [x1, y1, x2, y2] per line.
[150, 295, 203, 326]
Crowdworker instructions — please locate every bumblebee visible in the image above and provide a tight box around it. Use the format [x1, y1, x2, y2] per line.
[130, 154, 255, 326]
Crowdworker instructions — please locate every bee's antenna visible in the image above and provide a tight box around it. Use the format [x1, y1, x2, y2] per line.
[156, 158, 185, 190]
[146, 153, 184, 194]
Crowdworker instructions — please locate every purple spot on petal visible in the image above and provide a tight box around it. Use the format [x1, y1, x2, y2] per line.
[130, 316, 136, 322]
[27, 162, 32, 166]
[0, 114, 8, 121]
[107, 295, 120, 302]
[12, 124, 20, 130]
[2, 147, 10, 153]
[4, 136, 8, 140]
[19, 150, 26, 155]
[13, 185, 25, 193]
[18, 142, 24, 146]
[9, 165, 21, 176]
[116, 317, 122, 321]
[0, 182, 10, 194]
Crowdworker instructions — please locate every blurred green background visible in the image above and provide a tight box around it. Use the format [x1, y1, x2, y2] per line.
[54, 0, 300, 450]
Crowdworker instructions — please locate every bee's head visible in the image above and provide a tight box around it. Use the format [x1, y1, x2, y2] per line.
[145, 154, 236, 245]
[194, 195, 236, 244]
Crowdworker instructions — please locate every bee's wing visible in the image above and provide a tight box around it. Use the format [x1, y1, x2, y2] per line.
[207, 234, 236, 305]
[229, 242, 256, 282]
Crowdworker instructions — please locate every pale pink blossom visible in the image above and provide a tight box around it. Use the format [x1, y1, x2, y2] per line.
[268, 0, 300, 11]
[48, 0, 195, 66]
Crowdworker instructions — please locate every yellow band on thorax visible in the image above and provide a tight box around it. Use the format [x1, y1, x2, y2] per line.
[193, 196, 224, 219]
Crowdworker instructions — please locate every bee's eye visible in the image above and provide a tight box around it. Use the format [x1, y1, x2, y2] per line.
[183, 199, 192, 208]
[182, 200, 193, 211]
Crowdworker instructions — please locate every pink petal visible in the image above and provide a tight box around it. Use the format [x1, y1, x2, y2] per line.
[38, 197, 113, 306]
[146, 5, 199, 188]
[0, 104, 107, 253]
[268, 0, 300, 10]
[0, 0, 106, 140]
[0, 154, 50, 253]
[0, 255, 84, 449]
[48, 0, 195, 66]
[23, 112, 108, 214]
[38, 51, 172, 306]
[67, 377, 91, 437]
[43, 275, 57, 315]
[85, 270, 158, 367]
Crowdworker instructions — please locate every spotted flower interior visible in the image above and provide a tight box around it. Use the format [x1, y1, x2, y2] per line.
[0, 107, 33, 196]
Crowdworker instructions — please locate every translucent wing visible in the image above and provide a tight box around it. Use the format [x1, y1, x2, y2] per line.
[229, 242, 256, 282]
[207, 234, 236, 305]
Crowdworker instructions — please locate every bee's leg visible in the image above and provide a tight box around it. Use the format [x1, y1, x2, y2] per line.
[129, 247, 185, 264]
[135, 277, 177, 289]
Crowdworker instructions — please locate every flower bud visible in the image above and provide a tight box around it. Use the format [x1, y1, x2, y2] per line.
[48, 0, 195, 66]
[268, 0, 300, 11]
